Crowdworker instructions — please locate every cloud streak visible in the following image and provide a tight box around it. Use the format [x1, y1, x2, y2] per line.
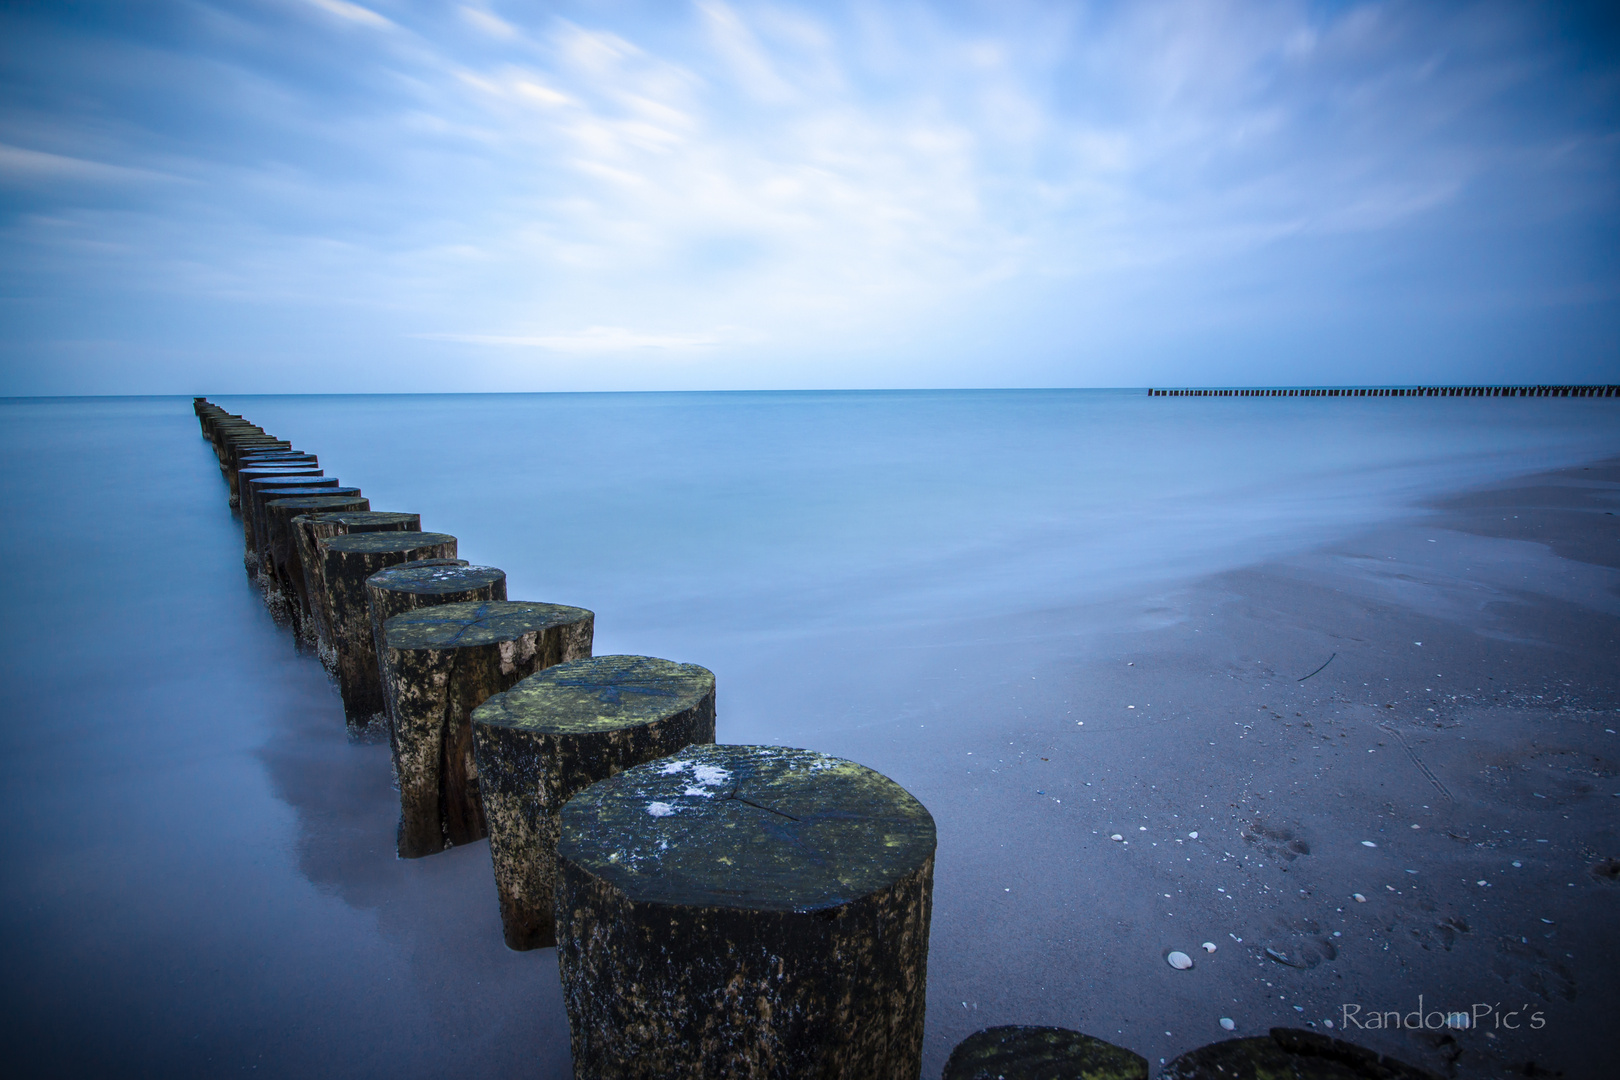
[0, 0, 1615, 392]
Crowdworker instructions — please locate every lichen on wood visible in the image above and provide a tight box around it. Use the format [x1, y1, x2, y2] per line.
[555, 743, 935, 1079]
[470, 654, 715, 949]
[382, 600, 594, 859]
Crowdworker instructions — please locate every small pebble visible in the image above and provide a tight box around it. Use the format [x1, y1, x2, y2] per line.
[1512, 861, 1522, 867]
[1219, 1017, 1236, 1031]
[1202, 942, 1217, 953]
[1353, 893, 1366, 902]
[1188, 831, 1198, 839]
[1111, 834, 1124, 842]
[1167, 951, 1193, 970]
[1361, 841, 1378, 847]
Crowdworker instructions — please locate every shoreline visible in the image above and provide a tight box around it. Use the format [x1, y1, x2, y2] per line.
[900, 456, 1618, 1078]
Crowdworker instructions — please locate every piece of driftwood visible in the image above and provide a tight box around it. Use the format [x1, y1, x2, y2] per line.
[942, 1027, 1148, 1080]
[1160, 1028, 1441, 1080]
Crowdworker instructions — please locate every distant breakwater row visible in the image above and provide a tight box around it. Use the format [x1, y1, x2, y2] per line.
[192, 396, 1446, 1080]
[1150, 384, 1618, 398]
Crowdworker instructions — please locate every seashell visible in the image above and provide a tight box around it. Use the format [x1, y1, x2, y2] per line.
[1353, 893, 1366, 902]
[1167, 951, 1194, 970]
[1202, 942, 1217, 953]
[1361, 840, 1378, 847]
[1111, 834, 1124, 842]
[1219, 1017, 1236, 1031]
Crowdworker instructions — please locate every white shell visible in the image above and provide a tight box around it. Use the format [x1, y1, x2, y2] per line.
[1167, 951, 1194, 970]
[1111, 834, 1124, 842]
[1202, 942, 1217, 953]
[1353, 893, 1367, 902]
[1361, 840, 1378, 847]
[1220, 1018, 1236, 1031]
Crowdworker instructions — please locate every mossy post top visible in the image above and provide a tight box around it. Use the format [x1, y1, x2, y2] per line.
[301, 511, 419, 530]
[366, 563, 505, 598]
[558, 743, 936, 912]
[323, 531, 456, 556]
[943, 1026, 1149, 1080]
[384, 600, 592, 651]
[268, 495, 368, 512]
[473, 655, 713, 737]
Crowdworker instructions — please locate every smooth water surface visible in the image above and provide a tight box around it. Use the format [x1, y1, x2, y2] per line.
[1, 391, 1616, 1077]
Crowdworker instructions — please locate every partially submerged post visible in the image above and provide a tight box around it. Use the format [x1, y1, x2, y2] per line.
[321, 531, 458, 725]
[1161, 1028, 1439, 1080]
[238, 467, 325, 561]
[294, 511, 422, 656]
[471, 655, 715, 950]
[555, 744, 934, 1078]
[943, 1027, 1148, 1080]
[263, 495, 372, 621]
[247, 478, 349, 575]
[382, 600, 593, 858]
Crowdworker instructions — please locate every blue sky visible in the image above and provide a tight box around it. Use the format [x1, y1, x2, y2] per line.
[1, 1, 1616, 393]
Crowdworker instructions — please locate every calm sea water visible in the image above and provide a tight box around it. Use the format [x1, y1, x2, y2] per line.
[2, 390, 1616, 1077]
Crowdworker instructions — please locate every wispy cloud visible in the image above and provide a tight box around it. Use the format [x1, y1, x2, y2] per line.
[0, 0, 1615, 392]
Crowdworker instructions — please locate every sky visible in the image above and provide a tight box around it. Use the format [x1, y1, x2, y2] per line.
[0, 0, 1617, 394]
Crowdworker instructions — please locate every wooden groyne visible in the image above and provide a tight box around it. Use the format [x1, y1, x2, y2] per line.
[1150, 384, 1618, 397]
[189, 395, 1445, 1080]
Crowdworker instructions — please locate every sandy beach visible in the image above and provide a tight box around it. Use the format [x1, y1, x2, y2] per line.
[904, 457, 1619, 1078]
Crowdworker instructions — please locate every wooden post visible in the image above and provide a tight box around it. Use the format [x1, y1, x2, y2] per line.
[366, 563, 508, 678]
[470, 655, 715, 950]
[245, 474, 339, 567]
[321, 531, 458, 726]
[238, 467, 325, 556]
[262, 495, 372, 624]
[382, 600, 594, 858]
[294, 511, 422, 657]
[943, 1027, 1148, 1080]
[1161, 1028, 1438, 1080]
[230, 452, 316, 503]
[555, 744, 935, 1079]
[251, 484, 360, 583]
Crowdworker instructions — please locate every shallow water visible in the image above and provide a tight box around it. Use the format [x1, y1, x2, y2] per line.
[1, 391, 1615, 1077]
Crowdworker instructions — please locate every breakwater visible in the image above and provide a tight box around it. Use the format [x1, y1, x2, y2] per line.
[191, 395, 1447, 1080]
[1150, 384, 1618, 397]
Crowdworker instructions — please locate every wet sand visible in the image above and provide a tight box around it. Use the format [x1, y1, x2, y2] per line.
[899, 458, 1618, 1078]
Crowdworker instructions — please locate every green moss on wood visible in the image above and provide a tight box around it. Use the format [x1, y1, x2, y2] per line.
[558, 743, 936, 912]
[555, 744, 935, 1079]
[471, 655, 715, 949]
[383, 600, 594, 858]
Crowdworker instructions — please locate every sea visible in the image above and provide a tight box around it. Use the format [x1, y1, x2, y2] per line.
[2, 390, 1616, 1077]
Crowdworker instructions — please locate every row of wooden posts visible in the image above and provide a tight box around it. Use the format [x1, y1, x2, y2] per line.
[192, 399, 1440, 1080]
[1149, 384, 1619, 397]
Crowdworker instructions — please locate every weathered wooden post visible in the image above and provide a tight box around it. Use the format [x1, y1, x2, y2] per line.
[555, 744, 935, 1079]
[1161, 1028, 1438, 1080]
[471, 656, 714, 951]
[366, 563, 508, 673]
[382, 600, 593, 858]
[943, 1027, 1148, 1080]
[262, 495, 372, 621]
[238, 466, 324, 555]
[250, 482, 357, 579]
[321, 531, 458, 726]
[294, 511, 422, 656]
[245, 475, 338, 564]
[230, 451, 316, 503]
